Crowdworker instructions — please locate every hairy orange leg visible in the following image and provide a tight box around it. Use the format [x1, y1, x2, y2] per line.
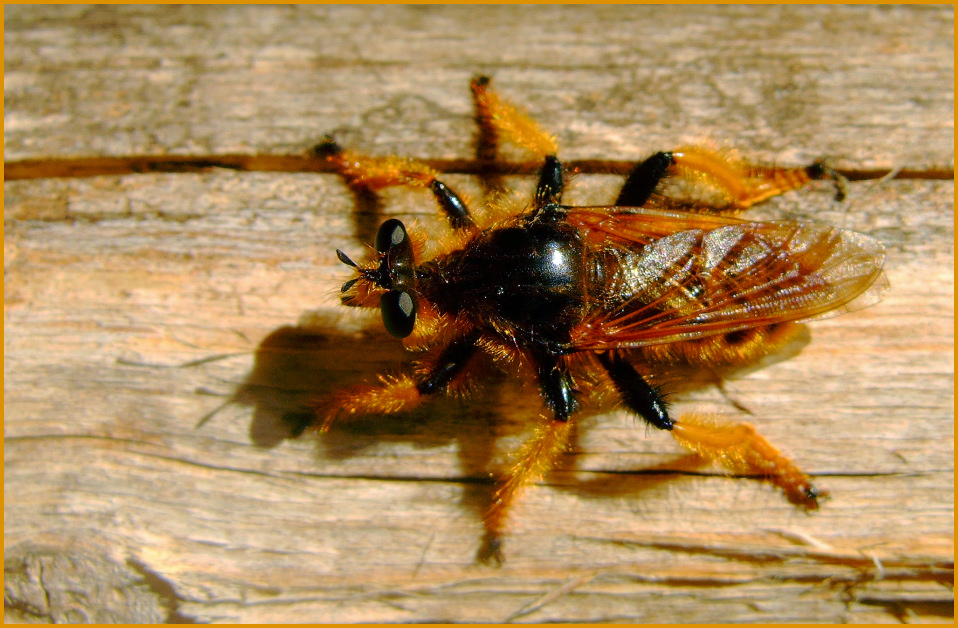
[316, 137, 476, 230]
[316, 136, 439, 190]
[314, 332, 480, 432]
[472, 76, 566, 209]
[669, 146, 841, 210]
[481, 416, 575, 563]
[470, 76, 558, 161]
[320, 76, 563, 233]
[470, 76, 501, 166]
[320, 75, 560, 200]
[637, 323, 805, 368]
[312, 373, 424, 433]
[671, 413, 826, 509]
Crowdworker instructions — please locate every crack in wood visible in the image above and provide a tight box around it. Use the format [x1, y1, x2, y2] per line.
[5, 155, 954, 182]
[577, 535, 954, 573]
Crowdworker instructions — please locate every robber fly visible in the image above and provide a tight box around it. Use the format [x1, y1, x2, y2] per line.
[314, 76, 886, 563]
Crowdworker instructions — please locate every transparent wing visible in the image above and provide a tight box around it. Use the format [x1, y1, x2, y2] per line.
[566, 207, 886, 350]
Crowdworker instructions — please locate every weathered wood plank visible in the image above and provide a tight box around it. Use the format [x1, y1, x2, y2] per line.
[4, 5, 953, 168]
[5, 171, 953, 622]
[4, 5, 953, 624]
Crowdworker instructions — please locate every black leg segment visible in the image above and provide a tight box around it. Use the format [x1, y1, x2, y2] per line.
[415, 333, 480, 396]
[534, 351, 578, 421]
[430, 180, 475, 230]
[805, 160, 848, 202]
[311, 135, 344, 159]
[597, 351, 672, 430]
[615, 151, 674, 207]
[535, 155, 564, 209]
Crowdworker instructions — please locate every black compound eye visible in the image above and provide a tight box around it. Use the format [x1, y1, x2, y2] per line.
[381, 290, 417, 338]
[376, 219, 408, 254]
[374, 218, 416, 292]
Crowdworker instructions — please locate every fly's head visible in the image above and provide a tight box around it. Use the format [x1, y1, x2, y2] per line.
[337, 219, 418, 338]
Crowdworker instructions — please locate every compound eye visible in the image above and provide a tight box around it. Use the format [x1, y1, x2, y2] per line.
[380, 290, 417, 338]
[376, 219, 408, 254]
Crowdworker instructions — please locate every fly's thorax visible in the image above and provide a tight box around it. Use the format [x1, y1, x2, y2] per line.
[417, 220, 589, 343]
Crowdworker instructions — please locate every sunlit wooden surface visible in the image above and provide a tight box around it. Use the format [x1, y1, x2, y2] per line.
[5, 5, 953, 623]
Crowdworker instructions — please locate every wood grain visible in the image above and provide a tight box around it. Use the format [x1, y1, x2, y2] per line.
[4, 5, 953, 623]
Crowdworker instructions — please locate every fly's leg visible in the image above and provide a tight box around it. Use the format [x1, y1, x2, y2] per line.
[470, 75, 558, 163]
[470, 75, 504, 195]
[673, 146, 844, 208]
[481, 352, 578, 564]
[481, 416, 575, 565]
[471, 76, 564, 210]
[615, 147, 846, 211]
[636, 322, 806, 369]
[316, 137, 476, 231]
[534, 351, 579, 422]
[596, 351, 823, 510]
[596, 351, 673, 430]
[671, 413, 827, 509]
[534, 155, 564, 209]
[615, 151, 676, 207]
[322, 77, 564, 231]
[805, 160, 848, 202]
[314, 333, 479, 431]
[668, 146, 844, 210]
